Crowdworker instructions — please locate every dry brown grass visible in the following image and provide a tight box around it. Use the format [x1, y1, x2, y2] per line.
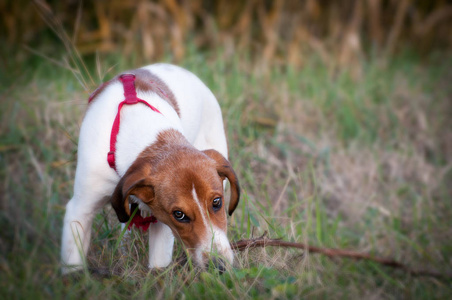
[3, 0, 452, 71]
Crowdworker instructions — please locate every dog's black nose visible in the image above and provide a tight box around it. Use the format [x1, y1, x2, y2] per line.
[210, 257, 227, 274]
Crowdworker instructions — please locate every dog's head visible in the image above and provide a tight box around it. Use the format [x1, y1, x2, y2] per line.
[111, 145, 240, 270]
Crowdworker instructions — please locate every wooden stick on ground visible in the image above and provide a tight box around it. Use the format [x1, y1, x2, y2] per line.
[230, 233, 452, 281]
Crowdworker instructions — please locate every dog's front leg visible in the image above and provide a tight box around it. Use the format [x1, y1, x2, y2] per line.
[61, 196, 97, 274]
[148, 222, 174, 269]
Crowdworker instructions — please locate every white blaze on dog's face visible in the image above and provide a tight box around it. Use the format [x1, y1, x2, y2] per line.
[154, 162, 234, 267]
[111, 131, 240, 269]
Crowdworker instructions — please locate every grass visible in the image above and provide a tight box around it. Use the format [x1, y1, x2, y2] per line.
[1, 47, 451, 299]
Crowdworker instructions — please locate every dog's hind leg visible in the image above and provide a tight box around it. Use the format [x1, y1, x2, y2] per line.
[193, 96, 229, 159]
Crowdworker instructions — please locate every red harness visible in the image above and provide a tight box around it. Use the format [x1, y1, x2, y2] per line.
[89, 73, 159, 231]
[108, 74, 162, 171]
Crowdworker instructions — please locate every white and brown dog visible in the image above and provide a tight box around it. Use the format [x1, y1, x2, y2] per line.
[61, 64, 240, 273]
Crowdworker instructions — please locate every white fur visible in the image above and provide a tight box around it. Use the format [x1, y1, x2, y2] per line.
[195, 226, 234, 268]
[148, 222, 175, 269]
[61, 64, 230, 273]
[191, 186, 234, 267]
[191, 186, 209, 228]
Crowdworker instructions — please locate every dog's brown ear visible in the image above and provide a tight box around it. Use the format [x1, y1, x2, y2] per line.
[110, 167, 154, 222]
[203, 149, 241, 216]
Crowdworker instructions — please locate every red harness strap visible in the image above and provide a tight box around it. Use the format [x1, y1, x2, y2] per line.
[108, 74, 162, 171]
[103, 73, 159, 229]
[128, 204, 157, 231]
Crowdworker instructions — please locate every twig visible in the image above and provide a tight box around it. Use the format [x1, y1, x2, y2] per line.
[230, 234, 452, 281]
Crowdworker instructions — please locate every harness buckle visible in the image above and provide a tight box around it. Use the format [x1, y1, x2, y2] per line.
[119, 73, 136, 79]
[107, 151, 116, 169]
[119, 73, 139, 104]
[125, 97, 139, 104]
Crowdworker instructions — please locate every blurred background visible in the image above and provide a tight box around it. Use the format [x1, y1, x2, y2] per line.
[1, 0, 452, 298]
[2, 0, 452, 70]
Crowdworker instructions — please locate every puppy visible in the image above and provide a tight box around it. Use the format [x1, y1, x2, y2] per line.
[61, 64, 240, 273]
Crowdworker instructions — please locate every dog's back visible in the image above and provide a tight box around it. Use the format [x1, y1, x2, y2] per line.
[76, 64, 227, 178]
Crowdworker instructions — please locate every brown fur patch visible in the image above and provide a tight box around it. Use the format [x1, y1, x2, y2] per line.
[110, 129, 231, 250]
[88, 68, 180, 117]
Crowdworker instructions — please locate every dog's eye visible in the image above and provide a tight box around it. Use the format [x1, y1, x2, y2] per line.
[173, 210, 189, 222]
[212, 197, 222, 211]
